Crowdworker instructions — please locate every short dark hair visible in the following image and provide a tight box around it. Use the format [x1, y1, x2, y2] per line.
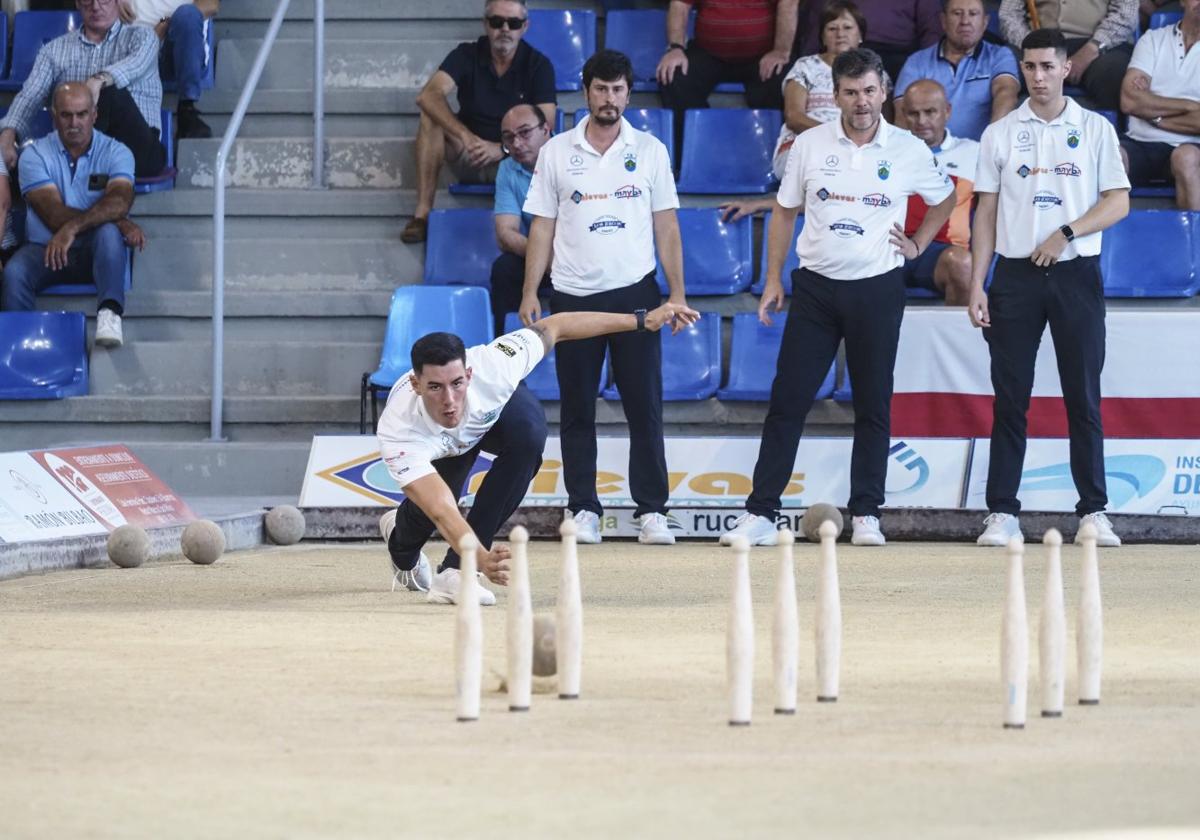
[582, 49, 634, 90]
[820, 1, 868, 44]
[411, 332, 466, 374]
[1021, 27, 1068, 59]
[831, 48, 886, 91]
[504, 102, 546, 129]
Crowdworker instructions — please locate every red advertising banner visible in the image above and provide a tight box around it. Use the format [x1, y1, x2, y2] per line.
[29, 445, 194, 531]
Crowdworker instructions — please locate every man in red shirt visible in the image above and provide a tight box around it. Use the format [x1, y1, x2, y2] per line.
[656, 0, 799, 117]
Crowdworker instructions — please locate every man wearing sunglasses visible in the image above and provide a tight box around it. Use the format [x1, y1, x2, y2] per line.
[402, 0, 557, 244]
[489, 103, 554, 337]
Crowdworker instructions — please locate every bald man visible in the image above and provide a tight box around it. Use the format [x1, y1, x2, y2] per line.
[899, 79, 979, 304]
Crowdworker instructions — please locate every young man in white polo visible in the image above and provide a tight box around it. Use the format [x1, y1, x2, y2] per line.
[968, 27, 1130, 548]
[378, 302, 698, 605]
[519, 49, 687, 546]
[722, 48, 957, 548]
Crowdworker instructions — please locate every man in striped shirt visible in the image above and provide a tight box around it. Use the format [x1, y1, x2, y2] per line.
[0, 0, 166, 177]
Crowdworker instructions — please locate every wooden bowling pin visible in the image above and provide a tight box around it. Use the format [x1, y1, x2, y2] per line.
[1039, 528, 1066, 718]
[815, 520, 841, 703]
[557, 517, 583, 700]
[727, 535, 754, 726]
[1001, 536, 1028, 729]
[1076, 522, 1103, 706]
[772, 529, 799, 715]
[506, 526, 533, 712]
[455, 534, 483, 722]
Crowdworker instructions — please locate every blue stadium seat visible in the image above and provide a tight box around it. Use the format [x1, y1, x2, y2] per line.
[574, 107, 675, 162]
[1097, 109, 1117, 128]
[717, 312, 835, 401]
[657, 207, 753, 295]
[833, 368, 852, 402]
[604, 9, 668, 92]
[41, 248, 133, 297]
[677, 109, 781, 194]
[447, 182, 496, 196]
[423, 209, 500, 287]
[0, 16, 8, 88]
[135, 108, 177, 193]
[1150, 11, 1182, 28]
[602, 311, 721, 401]
[0, 311, 88, 400]
[502, 312, 607, 400]
[1100, 209, 1198, 297]
[161, 19, 216, 92]
[360, 286, 494, 432]
[524, 9, 596, 92]
[0, 105, 51, 141]
[752, 211, 804, 294]
[0, 11, 80, 91]
[555, 108, 565, 133]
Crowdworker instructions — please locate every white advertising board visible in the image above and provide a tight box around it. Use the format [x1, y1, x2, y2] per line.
[300, 436, 971, 514]
[0, 452, 106, 543]
[966, 439, 1200, 515]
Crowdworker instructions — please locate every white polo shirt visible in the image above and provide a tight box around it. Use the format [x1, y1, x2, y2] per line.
[1126, 25, 1200, 146]
[976, 98, 1130, 260]
[777, 117, 953, 280]
[523, 115, 679, 296]
[377, 329, 545, 489]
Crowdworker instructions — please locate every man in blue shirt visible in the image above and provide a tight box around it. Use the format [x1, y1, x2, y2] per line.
[489, 102, 552, 336]
[894, 0, 1019, 140]
[0, 83, 146, 349]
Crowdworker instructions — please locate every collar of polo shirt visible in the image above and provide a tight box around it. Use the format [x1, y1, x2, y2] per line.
[77, 19, 122, 45]
[571, 114, 635, 156]
[938, 37, 986, 61]
[1016, 96, 1083, 127]
[832, 112, 892, 149]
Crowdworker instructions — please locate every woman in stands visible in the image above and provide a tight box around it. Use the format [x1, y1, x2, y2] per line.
[770, 0, 890, 179]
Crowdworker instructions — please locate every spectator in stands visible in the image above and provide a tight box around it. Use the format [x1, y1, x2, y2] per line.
[656, 0, 799, 121]
[893, 0, 1019, 140]
[490, 102, 553, 336]
[1139, 0, 1181, 30]
[771, 0, 889, 179]
[120, 0, 219, 139]
[0, 83, 147, 349]
[1118, 0, 1200, 210]
[998, 0, 1137, 109]
[800, 0, 943, 81]
[401, 0, 557, 244]
[899, 80, 978, 304]
[0, 0, 167, 178]
[520, 50, 685, 547]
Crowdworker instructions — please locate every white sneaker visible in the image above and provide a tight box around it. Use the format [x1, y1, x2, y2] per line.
[850, 515, 886, 546]
[379, 509, 432, 592]
[95, 309, 123, 348]
[572, 510, 602, 544]
[1076, 512, 1122, 547]
[977, 512, 1022, 547]
[637, 512, 676, 545]
[719, 512, 778, 546]
[427, 566, 496, 606]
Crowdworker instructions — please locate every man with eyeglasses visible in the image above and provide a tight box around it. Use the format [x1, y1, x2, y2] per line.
[0, 0, 167, 178]
[489, 103, 553, 337]
[401, 0, 557, 244]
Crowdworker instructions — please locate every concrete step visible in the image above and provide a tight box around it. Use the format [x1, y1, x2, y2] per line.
[215, 38, 451, 92]
[39, 288, 400, 318]
[86, 340, 380, 396]
[0, 394, 363, 426]
[177, 136, 409, 189]
[106, 315, 386, 343]
[207, 112, 415, 139]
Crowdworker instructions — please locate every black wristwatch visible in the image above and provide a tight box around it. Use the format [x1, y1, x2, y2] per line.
[1060, 224, 1076, 242]
[666, 42, 686, 53]
[634, 308, 647, 332]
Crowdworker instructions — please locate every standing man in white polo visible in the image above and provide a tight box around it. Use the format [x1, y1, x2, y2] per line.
[520, 49, 686, 545]
[721, 48, 956, 548]
[968, 28, 1130, 548]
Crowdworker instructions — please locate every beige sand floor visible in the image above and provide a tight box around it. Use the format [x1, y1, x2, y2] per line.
[1, 539, 1198, 839]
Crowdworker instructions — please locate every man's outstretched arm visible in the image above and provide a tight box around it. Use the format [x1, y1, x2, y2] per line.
[523, 301, 700, 353]
[400, 472, 511, 585]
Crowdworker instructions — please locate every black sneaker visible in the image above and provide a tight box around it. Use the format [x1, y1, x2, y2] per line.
[177, 106, 212, 139]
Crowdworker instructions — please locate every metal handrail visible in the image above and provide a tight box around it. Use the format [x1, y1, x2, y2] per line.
[209, 0, 325, 441]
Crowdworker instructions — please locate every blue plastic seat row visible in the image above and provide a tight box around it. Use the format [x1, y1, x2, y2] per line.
[0, 311, 88, 400]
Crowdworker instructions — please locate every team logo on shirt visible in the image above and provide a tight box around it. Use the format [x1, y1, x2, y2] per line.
[588, 215, 626, 234]
[613, 184, 643, 199]
[570, 154, 584, 167]
[815, 187, 854, 202]
[571, 190, 584, 204]
[1032, 191, 1063, 210]
[861, 193, 891, 208]
[624, 152, 637, 172]
[1015, 130, 1034, 152]
[1053, 162, 1082, 176]
[1017, 164, 1032, 178]
[824, 155, 840, 170]
[876, 160, 892, 180]
[479, 409, 499, 423]
[494, 342, 517, 358]
[1067, 129, 1081, 148]
[830, 218, 865, 238]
